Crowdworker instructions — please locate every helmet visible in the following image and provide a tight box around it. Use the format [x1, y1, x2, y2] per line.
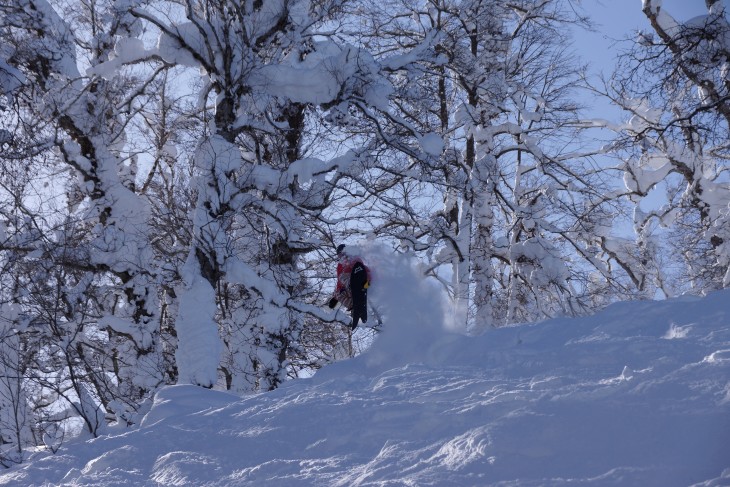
[336, 244, 346, 255]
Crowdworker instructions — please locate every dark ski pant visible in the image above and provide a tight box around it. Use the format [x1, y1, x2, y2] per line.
[350, 262, 368, 329]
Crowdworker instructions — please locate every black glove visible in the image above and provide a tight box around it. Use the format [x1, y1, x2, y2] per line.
[328, 297, 338, 309]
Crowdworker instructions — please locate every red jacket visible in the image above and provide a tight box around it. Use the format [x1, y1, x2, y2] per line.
[334, 253, 371, 309]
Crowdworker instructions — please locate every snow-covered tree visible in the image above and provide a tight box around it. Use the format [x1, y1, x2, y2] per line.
[5, 0, 728, 465]
[0, 0, 167, 439]
[120, 0, 404, 390]
[339, 0, 628, 331]
[0, 305, 34, 466]
[606, 0, 730, 293]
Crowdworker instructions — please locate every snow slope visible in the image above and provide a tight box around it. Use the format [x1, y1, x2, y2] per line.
[1, 254, 729, 486]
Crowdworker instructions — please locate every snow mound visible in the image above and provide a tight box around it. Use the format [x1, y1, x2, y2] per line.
[1, 282, 729, 486]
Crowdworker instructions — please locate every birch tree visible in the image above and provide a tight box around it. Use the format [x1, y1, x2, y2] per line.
[0, 0, 167, 443]
[606, 0, 730, 293]
[348, 0, 626, 331]
[121, 0, 405, 390]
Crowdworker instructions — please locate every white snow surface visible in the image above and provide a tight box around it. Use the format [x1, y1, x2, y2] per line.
[1, 255, 729, 486]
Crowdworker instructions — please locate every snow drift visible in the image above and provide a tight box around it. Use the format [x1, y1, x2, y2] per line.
[0, 254, 728, 486]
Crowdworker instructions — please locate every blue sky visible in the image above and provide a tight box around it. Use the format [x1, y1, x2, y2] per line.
[573, 0, 728, 118]
[579, 0, 725, 77]
[588, 0, 714, 37]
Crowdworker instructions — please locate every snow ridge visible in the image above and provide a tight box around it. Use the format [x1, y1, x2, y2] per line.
[1, 268, 728, 486]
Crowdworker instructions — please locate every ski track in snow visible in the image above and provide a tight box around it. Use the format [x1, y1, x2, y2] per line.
[0, 254, 729, 486]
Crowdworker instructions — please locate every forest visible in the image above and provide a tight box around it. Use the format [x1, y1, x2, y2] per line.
[0, 0, 728, 466]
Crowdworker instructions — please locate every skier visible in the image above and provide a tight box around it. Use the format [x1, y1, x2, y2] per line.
[328, 244, 371, 330]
